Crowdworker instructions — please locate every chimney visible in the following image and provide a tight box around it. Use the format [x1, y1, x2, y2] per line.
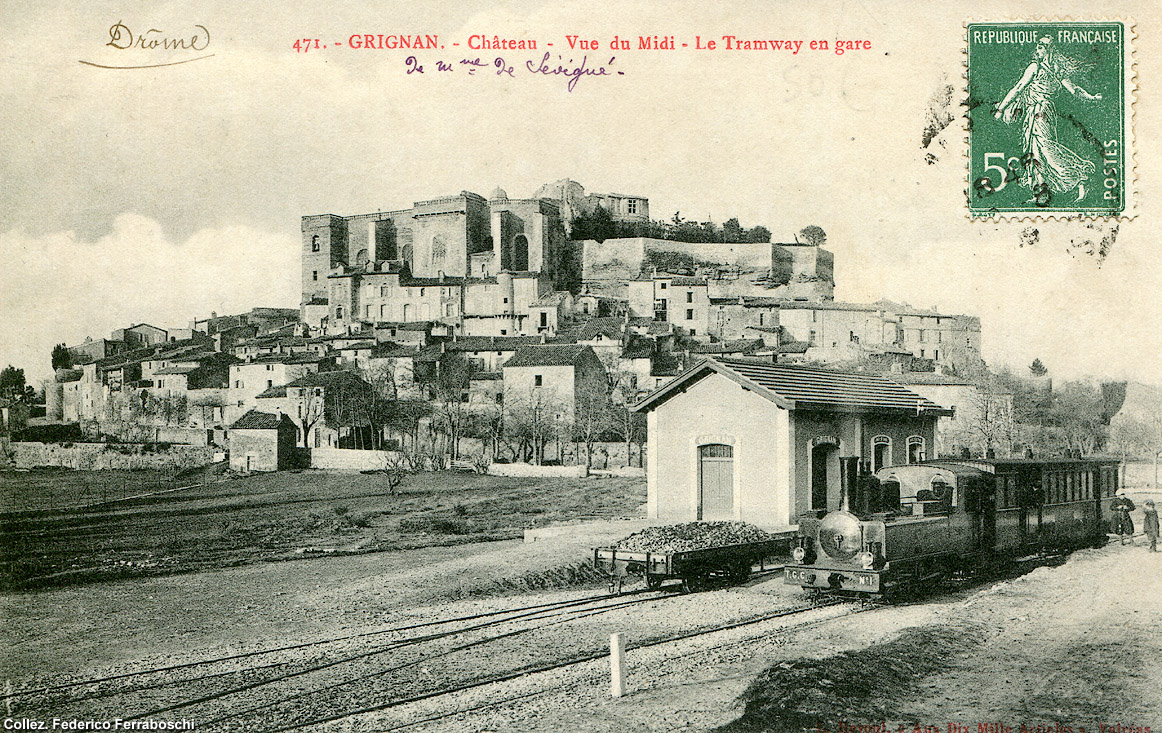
[839, 456, 859, 513]
[438, 270, 445, 282]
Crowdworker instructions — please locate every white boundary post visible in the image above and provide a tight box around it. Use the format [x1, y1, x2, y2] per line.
[610, 632, 626, 698]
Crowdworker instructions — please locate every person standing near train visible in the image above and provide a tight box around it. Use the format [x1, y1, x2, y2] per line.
[1111, 490, 1136, 545]
[1142, 500, 1159, 552]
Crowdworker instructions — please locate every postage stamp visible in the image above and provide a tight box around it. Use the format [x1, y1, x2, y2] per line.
[966, 21, 1134, 218]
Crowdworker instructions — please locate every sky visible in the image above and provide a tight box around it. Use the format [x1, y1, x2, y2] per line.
[1, 0, 1159, 387]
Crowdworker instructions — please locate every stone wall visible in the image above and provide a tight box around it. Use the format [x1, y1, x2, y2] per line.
[312, 447, 400, 471]
[11, 442, 215, 471]
[488, 463, 586, 478]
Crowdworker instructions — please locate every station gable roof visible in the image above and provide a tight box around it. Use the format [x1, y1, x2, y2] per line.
[634, 357, 953, 416]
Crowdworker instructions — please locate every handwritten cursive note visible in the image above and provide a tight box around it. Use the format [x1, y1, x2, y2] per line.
[404, 53, 622, 92]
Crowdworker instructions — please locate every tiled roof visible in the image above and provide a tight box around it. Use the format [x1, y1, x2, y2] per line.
[337, 340, 377, 350]
[256, 385, 288, 399]
[576, 317, 625, 341]
[370, 344, 420, 358]
[374, 321, 438, 331]
[668, 276, 707, 286]
[688, 339, 764, 355]
[715, 358, 950, 412]
[621, 336, 653, 360]
[230, 409, 293, 430]
[447, 336, 542, 352]
[635, 357, 953, 415]
[504, 344, 595, 368]
[246, 352, 328, 365]
[650, 351, 682, 377]
[283, 370, 371, 390]
[153, 365, 200, 375]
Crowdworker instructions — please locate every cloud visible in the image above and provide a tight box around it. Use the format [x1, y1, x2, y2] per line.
[0, 214, 298, 385]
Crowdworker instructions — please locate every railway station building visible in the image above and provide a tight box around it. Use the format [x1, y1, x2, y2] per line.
[633, 357, 952, 529]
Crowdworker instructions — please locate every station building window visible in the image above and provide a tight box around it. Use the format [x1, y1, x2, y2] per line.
[907, 436, 925, 464]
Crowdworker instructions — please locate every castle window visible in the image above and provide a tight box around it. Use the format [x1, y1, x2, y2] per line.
[311, 235, 320, 252]
[312, 271, 318, 281]
[534, 375, 543, 387]
[686, 309, 694, 320]
[686, 292, 693, 303]
[659, 282, 667, 290]
[627, 199, 638, 214]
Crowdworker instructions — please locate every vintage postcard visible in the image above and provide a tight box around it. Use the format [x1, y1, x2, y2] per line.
[1, 2, 1160, 732]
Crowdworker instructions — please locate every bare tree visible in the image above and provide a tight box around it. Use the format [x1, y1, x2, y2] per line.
[504, 386, 567, 465]
[294, 386, 327, 448]
[968, 387, 1016, 456]
[573, 376, 611, 474]
[432, 353, 475, 459]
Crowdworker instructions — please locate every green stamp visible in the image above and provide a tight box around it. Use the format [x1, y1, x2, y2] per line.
[967, 21, 1134, 218]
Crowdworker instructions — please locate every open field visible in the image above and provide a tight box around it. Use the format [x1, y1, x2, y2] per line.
[0, 468, 645, 591]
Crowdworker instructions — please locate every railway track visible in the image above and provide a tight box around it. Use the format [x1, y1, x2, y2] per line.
[10, 569, 877, 733]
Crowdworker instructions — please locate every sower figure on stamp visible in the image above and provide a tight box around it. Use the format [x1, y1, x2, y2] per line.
[1143, 500, 1159, 552]
[1111, 489, 1136, 546]
[993, 36, 1101, 203]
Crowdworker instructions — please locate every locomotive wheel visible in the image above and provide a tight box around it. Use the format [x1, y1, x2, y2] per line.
[645, 574, 664, 590]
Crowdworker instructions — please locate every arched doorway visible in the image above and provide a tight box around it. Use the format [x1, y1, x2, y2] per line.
[810, 437, 841, 512]
[872, 436, 891, 472]
[698, 444, 734, 521]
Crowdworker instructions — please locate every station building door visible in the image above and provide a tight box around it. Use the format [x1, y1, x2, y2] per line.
[698, 444, 734, 521]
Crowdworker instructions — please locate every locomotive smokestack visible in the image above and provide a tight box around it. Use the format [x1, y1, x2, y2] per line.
[840, 456, 859, 513]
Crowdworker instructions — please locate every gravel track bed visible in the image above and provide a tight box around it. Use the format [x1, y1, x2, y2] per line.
[320, 599, 867, 733]
[9, 574, 813, 732]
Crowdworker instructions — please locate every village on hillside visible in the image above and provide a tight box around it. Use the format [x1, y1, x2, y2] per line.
[1, 179, 1151, 479]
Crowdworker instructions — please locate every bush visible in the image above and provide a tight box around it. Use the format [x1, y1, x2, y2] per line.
[399, 515, 472, 535]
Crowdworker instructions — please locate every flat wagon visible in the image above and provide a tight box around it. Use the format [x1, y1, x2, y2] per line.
[594, 538, 788, 593]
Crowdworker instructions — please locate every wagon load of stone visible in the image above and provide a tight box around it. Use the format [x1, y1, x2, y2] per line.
[614, 521, 774, 553]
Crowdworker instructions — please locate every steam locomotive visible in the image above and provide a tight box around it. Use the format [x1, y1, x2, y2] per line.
[784, 454, 1121, 597]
